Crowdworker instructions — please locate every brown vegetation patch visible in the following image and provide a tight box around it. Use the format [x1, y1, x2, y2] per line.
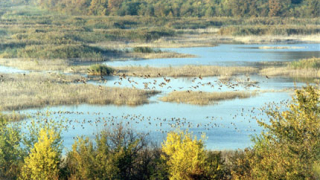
[159, 91, 257, 105]
[0, 73, 158, 110]
[260, 67, 320, 78]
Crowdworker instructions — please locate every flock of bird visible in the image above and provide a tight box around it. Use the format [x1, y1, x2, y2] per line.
[1, 65, 291, 149]
[22, 97, 290, 143]
[93, 72, 264, 93]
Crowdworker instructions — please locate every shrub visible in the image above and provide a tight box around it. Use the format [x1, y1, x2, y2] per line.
[161, 130, 218, 180]
[88, 64, 115, 76]
[133, 47, 162, 53]
[66, 125, 157, 180]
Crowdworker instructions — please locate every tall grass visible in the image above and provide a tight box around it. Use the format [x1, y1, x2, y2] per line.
[260, 58, 320, 78]
[0, 73, 158, 110]
[289, 57, 320, 69]
[0, 58, 69, 71]
[160, 91, 257, 105]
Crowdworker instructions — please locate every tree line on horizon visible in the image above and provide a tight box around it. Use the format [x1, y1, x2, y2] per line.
[9, 0, 320, 18]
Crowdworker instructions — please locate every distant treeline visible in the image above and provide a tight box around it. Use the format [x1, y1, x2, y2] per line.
[14, 0, 320, 18]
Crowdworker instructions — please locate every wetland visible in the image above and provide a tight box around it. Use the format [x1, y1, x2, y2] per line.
[0, 1, 320, 179]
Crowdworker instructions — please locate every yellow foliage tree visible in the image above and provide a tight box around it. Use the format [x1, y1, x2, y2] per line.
[162, 130, 210, 180]
[20, 128, 62, 180]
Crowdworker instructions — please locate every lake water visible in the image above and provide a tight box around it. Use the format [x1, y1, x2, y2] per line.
[3, 43, 320, 152]
[105, 43, 320, 67]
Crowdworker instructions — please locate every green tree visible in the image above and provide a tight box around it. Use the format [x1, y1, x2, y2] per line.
[244, 86, 320, 179]
[89, 0, 108, 15]
[306, 0, 320, 18]
[269, 0, 281, 16]
[205, 7, 215, 17]
[0, 114, 23, 179]
[67, 125, 154, 179]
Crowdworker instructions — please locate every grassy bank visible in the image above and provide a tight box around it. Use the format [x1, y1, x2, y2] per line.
[0, 73, 158, 110]
[159, 91, 257, 105]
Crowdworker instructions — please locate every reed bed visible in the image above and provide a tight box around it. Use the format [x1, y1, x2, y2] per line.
[116, 65, 258, 77]
[0, 73, 158, 111]
[289, 57, 320, 69]
[260, 58, 320, 78]
[260, 67, 320, 78]
[0, 58, 69, 71]
[159, 91, 257, 105]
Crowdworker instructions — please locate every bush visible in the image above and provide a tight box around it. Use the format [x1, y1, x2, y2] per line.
[66, 125, 158, 180]
[133, 47, 161, 53]
[161, 130, 221, 180]
[88, 64, 115, 76]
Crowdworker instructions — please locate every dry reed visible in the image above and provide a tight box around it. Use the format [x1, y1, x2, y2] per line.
[159, 91, 257, 105]
[0, 73, 158, 111]
[0, 58, 69, 71]
[260, 67, 320, 78]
